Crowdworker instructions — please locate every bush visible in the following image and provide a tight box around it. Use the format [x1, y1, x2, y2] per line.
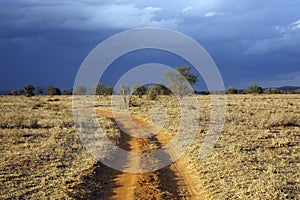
[244, 83, 263, 94]
[132, 85, 148, 98]
[226, 87, 238, 94]
[153, 84, 172, 95]
[18, 89, 25, 95]
[46, 86, 61, 96]
[24, 84, 35, 97]
[35, 87, 43, 95]
[92, 84, 113, 95]
[62, 90, 72, 95]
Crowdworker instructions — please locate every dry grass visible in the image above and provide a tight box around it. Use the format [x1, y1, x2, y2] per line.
[126, 95, 300, 199]
[0, 96, 120, 199]
[0, 95, 299, 199]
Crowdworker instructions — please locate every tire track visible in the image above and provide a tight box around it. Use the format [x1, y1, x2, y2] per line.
[95, 109, 203, 199]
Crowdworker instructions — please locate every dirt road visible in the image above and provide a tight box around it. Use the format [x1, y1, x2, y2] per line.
[93, 109, 203, 200]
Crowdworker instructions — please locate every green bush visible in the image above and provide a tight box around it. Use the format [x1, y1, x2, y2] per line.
[46, 86, 61, 96]
[133, 85, 148, 97]
[35, 87, 43, 95]
[226, 87, 238, 94]
[18, 89, 25, 95]
[244, 83, 263, 94]
[92, 84, 113, 95]
[24, 84, 35, 97]
[153, 84, 172, 95]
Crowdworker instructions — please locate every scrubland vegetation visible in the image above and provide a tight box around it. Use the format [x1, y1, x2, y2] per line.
[0, 94, 299, 199]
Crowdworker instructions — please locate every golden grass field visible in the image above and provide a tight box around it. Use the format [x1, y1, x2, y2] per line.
[0, 94, 299, 199]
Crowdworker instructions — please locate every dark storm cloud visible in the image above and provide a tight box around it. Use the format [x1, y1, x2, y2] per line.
[0, 0, 299, 90]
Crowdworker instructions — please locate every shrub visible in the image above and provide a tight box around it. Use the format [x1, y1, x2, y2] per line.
[226, 87, 238, 94]
[24, 84, 35, 97]
[132, 85, 148, 97]
[153, 84, 172, 95]
[244, 83, 263, 94]
[92, 84, 113, 95]
[35, 87, 43, 95]
[46, 86, 61, 96]
[62, 90, 72, 95]
[18, 89, 25, 95]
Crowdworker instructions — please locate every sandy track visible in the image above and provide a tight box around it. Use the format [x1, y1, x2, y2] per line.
[96, 109, 203, 200]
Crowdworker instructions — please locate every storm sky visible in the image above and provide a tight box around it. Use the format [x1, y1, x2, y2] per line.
[1, 0, 300, 90]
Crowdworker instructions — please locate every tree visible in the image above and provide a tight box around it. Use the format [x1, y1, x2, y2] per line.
[24, 84, 35, 96]
[153, 84, 172, 95]
[63, 90, 72, 95]
[175, 66, 197, 85]
[244, 83, 263, 94]
[35, 87, 43, 96]
[92, 84, 113, 95]
[165, 66, 197, 98]
[132, 85, 148, 97]
[46, 86, 61, 96]
[74, 86, 87, 95]
[226, 87, 238, 94]
[18, 89, 25, 95]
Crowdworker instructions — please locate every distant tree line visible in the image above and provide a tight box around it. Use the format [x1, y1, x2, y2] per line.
[4, 65, 300, 97]
[6, 82, 300, 97]
[226, 83, 300, 94]
[7, 85, 71, 96]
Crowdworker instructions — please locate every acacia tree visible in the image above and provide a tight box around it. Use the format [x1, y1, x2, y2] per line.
[165, 66, 197, 98]
[24, 84, 35, 96]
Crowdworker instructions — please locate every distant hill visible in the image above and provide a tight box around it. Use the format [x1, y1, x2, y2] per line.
[277, 86, 300, 92]
[262, 86, 300, 94]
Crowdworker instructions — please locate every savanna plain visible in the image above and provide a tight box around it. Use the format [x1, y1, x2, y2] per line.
[0, 94, 299, 199]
